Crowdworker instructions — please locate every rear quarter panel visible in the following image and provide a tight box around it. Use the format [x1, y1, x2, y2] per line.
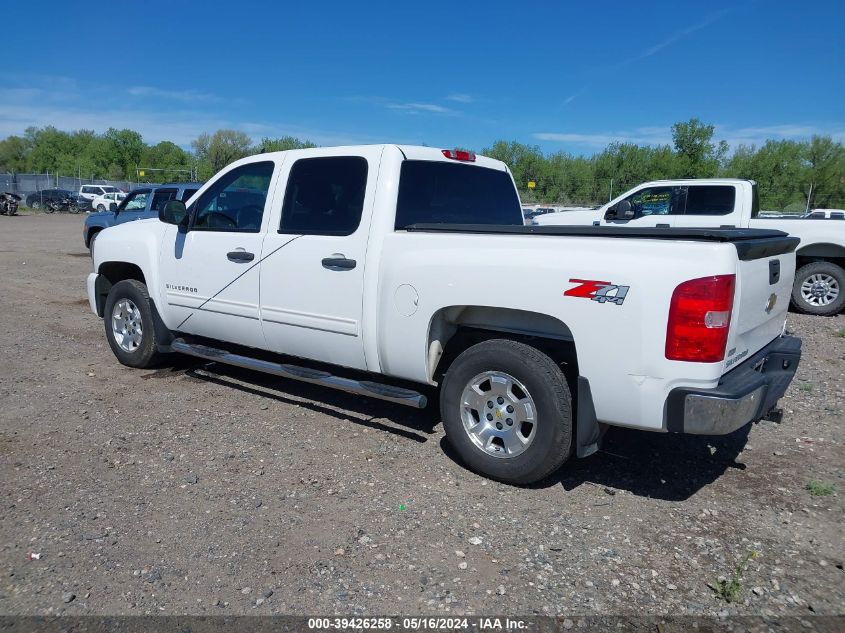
[377, 232, 749, 431]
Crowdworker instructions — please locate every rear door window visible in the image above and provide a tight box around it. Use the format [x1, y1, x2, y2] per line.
[180, 188, 199, 202]
[682, 186, 736, 216]
[395, 161, 522, 227]
[151, 188, 177, 211]
[279, 157, 368, 235]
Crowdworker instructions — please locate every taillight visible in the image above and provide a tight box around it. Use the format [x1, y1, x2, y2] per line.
[441, 149, 476, 162]
[665, 274, 735, 362]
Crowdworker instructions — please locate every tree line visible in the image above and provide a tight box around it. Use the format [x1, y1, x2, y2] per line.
[0, 119, 842, 210]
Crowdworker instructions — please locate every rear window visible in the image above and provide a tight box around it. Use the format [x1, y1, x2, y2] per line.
[683, 186, 736, 216]
[395, 161, 522, 228]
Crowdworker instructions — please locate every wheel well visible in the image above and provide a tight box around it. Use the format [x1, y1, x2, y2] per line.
[796, 243, 845, 269]
[428, 306, 579, 384]
[85, 227, 102, 248]
[92, 262, 147, 317]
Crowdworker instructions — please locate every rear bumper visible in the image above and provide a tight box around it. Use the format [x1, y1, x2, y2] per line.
[665, 335, 801, 435]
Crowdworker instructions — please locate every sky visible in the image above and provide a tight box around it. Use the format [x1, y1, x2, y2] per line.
[1, 0, 843, 155]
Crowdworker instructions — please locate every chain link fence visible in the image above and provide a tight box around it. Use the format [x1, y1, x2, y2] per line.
[0, 173, 149, 204]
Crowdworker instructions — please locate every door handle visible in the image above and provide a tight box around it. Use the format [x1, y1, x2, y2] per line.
[227, 250, 255, 262]
[321, 256, 357, 270]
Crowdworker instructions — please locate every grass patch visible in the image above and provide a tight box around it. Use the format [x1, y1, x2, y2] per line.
[806, 480, 836, 496]
[798, 383, 814, 393]
[836, 329, 845, 338]
[711, 550, 758, 603]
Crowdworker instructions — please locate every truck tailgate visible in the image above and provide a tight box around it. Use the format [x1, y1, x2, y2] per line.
[724, 239, 797, 371]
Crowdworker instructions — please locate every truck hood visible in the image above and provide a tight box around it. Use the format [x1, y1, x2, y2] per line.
[92, 218, 167, 271]
[84, 211, 112, 225]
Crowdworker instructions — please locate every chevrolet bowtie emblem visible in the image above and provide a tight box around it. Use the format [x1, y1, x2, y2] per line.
[765, 293, 778, 313]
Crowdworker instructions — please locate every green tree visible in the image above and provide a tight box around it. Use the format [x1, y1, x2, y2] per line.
[192, 130, 253, 179]
[258, 136, 316, 152]
[671, 118, 727, 177]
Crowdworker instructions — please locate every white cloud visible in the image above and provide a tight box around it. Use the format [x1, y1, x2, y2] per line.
[387, 102, 455, 114]
[445, 94, 473, 103]
[127, 86, 221, 103]
[534, 127, 672, 147]
[534, 123, 845, 150]
[614, 8, 733, 68]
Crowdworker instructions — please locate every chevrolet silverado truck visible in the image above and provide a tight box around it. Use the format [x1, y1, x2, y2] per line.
[534, 179, 845, 316]
[86, 147, 801, 484]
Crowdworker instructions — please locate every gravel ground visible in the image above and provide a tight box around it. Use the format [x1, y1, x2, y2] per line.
[0, 215, 843, 618]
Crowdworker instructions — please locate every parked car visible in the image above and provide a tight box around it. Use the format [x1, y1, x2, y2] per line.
[803, 209, 845, 219]
[85, 146, 800, 484]
[25, 188, 79, 211]
[83, 182, 201, 253]
[78, 184, 123, 203]
[535, 179, 845, 316]
[91, 191, 126, 212]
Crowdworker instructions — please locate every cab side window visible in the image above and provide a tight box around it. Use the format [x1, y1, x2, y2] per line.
[151, 189, 177, 211]
[279, 157, 368, 235]
[192, 161, 274, 232]
[683, 186, 736, 216]
[121, 190, 150, 211]
[623, 186, 678, 216]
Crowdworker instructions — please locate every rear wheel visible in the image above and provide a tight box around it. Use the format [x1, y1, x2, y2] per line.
[103, 280, 162, 368]
[791, 261, 845, 316]
[30, 200, 41, 210]
[96, 204, 105, 212]
[440, 339, 572, 485]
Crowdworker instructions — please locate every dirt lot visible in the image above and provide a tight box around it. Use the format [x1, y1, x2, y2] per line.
[0, 214, 843, 618]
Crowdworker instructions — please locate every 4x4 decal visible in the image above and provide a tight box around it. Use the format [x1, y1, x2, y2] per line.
[565, 279, 630, 306]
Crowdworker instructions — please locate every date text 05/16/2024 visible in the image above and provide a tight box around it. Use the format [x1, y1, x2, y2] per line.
[307, 617, 528, 631]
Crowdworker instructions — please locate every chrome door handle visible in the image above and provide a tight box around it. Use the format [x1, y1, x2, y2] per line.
[227, 251, 255, 262]
[321, 256, 356, 270]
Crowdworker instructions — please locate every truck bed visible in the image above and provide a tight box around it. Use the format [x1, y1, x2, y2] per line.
[403, 224, 800, 259]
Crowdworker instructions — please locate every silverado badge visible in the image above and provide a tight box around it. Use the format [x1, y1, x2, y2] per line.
[765, 293, 778, 313]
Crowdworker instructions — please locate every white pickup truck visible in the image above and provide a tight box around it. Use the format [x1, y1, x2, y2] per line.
[87, 147, 801, 484]
[534, 179, 845, 316]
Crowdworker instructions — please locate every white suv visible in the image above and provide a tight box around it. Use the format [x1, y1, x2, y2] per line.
[79, 185, 123, 203]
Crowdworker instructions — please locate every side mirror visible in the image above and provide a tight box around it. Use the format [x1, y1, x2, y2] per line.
[108, 202, 117, 212]
[614, 199, 634, 220]
[160, 199, 188, 227]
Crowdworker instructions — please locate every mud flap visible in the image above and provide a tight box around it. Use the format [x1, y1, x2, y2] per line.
[576, 376, 602, 458]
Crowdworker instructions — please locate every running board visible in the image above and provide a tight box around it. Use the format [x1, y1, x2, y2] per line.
[169, 338, 428, 409]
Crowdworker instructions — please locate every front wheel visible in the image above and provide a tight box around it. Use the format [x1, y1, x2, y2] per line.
[440, 339, 573, 485]
[103, 279, 162, 368]
[791, 261, 845, 316]
[96, 204, 105, 212]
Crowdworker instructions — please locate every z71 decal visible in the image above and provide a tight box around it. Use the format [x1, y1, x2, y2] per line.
[564, 279, 630, 306]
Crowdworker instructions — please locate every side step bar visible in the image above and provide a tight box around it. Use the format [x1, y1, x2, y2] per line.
[169, 338, 428, 409]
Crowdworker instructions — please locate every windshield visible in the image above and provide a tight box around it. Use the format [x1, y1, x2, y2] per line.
[395, 161, 522, 228]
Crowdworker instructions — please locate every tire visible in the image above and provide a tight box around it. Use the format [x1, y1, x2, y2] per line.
[96, 204, 105, 212]
[68, 203, 80, 214]
[30, 200, 41, 210]
[440, 339, 572, 485]
[103, 279, 162, 368]
[791, 261, 845, 316]
[44, 202, 55, 214]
